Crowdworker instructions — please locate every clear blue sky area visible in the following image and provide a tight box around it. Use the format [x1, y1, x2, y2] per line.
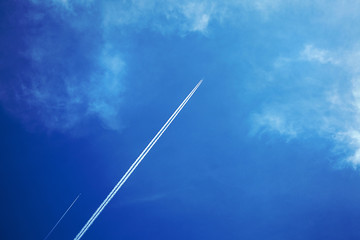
[2, 1, 360, 239]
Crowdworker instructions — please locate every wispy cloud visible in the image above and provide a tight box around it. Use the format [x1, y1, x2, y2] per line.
[18, 37, 125, 131]
[2, 1, 220, 132]
[0, 1, 233, 132]
[5, 0, 360, 134]
[101, 0, 217, 35]
[251, 110, 298, 140]
[34, 0, 219, 35]
[30, 0, 295, 35]
[300, 45, 340, 65]
[252, 43, 360, 167]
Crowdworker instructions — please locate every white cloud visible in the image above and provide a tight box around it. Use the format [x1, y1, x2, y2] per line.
[12, 0, 226, 132]
[17, 0, 360, 135]
[30, 0, 93, 9]
[300, 45, 340, 65]
[101, 0, 216, 35]
[180, 2, 213, 33]
[252, 0, 284, 15]
[252, 44, 360, 167]
[13, 31, 126, 132]
[251, 111, 298, 139]
[336, 130, 360, 167]
[31, 0, 297, 35]
[86, 45, 126, 130]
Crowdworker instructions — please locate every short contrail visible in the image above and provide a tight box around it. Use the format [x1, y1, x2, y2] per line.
[74, 80, 202, 240]
[43, 193, 81, 240]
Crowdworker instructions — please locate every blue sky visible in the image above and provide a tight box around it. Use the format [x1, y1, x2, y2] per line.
[2, 0, 360, 239]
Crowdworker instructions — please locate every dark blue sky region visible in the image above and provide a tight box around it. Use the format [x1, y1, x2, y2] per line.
[2, 1, 360, 239]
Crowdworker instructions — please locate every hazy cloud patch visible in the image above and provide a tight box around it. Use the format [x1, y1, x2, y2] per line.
[252, 44, 360, 167]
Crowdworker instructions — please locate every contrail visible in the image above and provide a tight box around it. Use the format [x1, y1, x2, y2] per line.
[74, 80, 202, 240]
[43, 193, 81, 240]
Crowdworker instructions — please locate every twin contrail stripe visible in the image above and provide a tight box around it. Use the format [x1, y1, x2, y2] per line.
[43, 193, 81, 240]
[74, 80, 202, 240]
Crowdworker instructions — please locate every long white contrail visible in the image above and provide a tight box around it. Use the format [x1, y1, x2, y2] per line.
[74, 80, 202, 240]
[43, 193, 81, 240]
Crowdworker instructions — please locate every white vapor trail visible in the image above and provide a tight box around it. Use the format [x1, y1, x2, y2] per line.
[74, 80, 203, 240]
[43, 193, 81, 240]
